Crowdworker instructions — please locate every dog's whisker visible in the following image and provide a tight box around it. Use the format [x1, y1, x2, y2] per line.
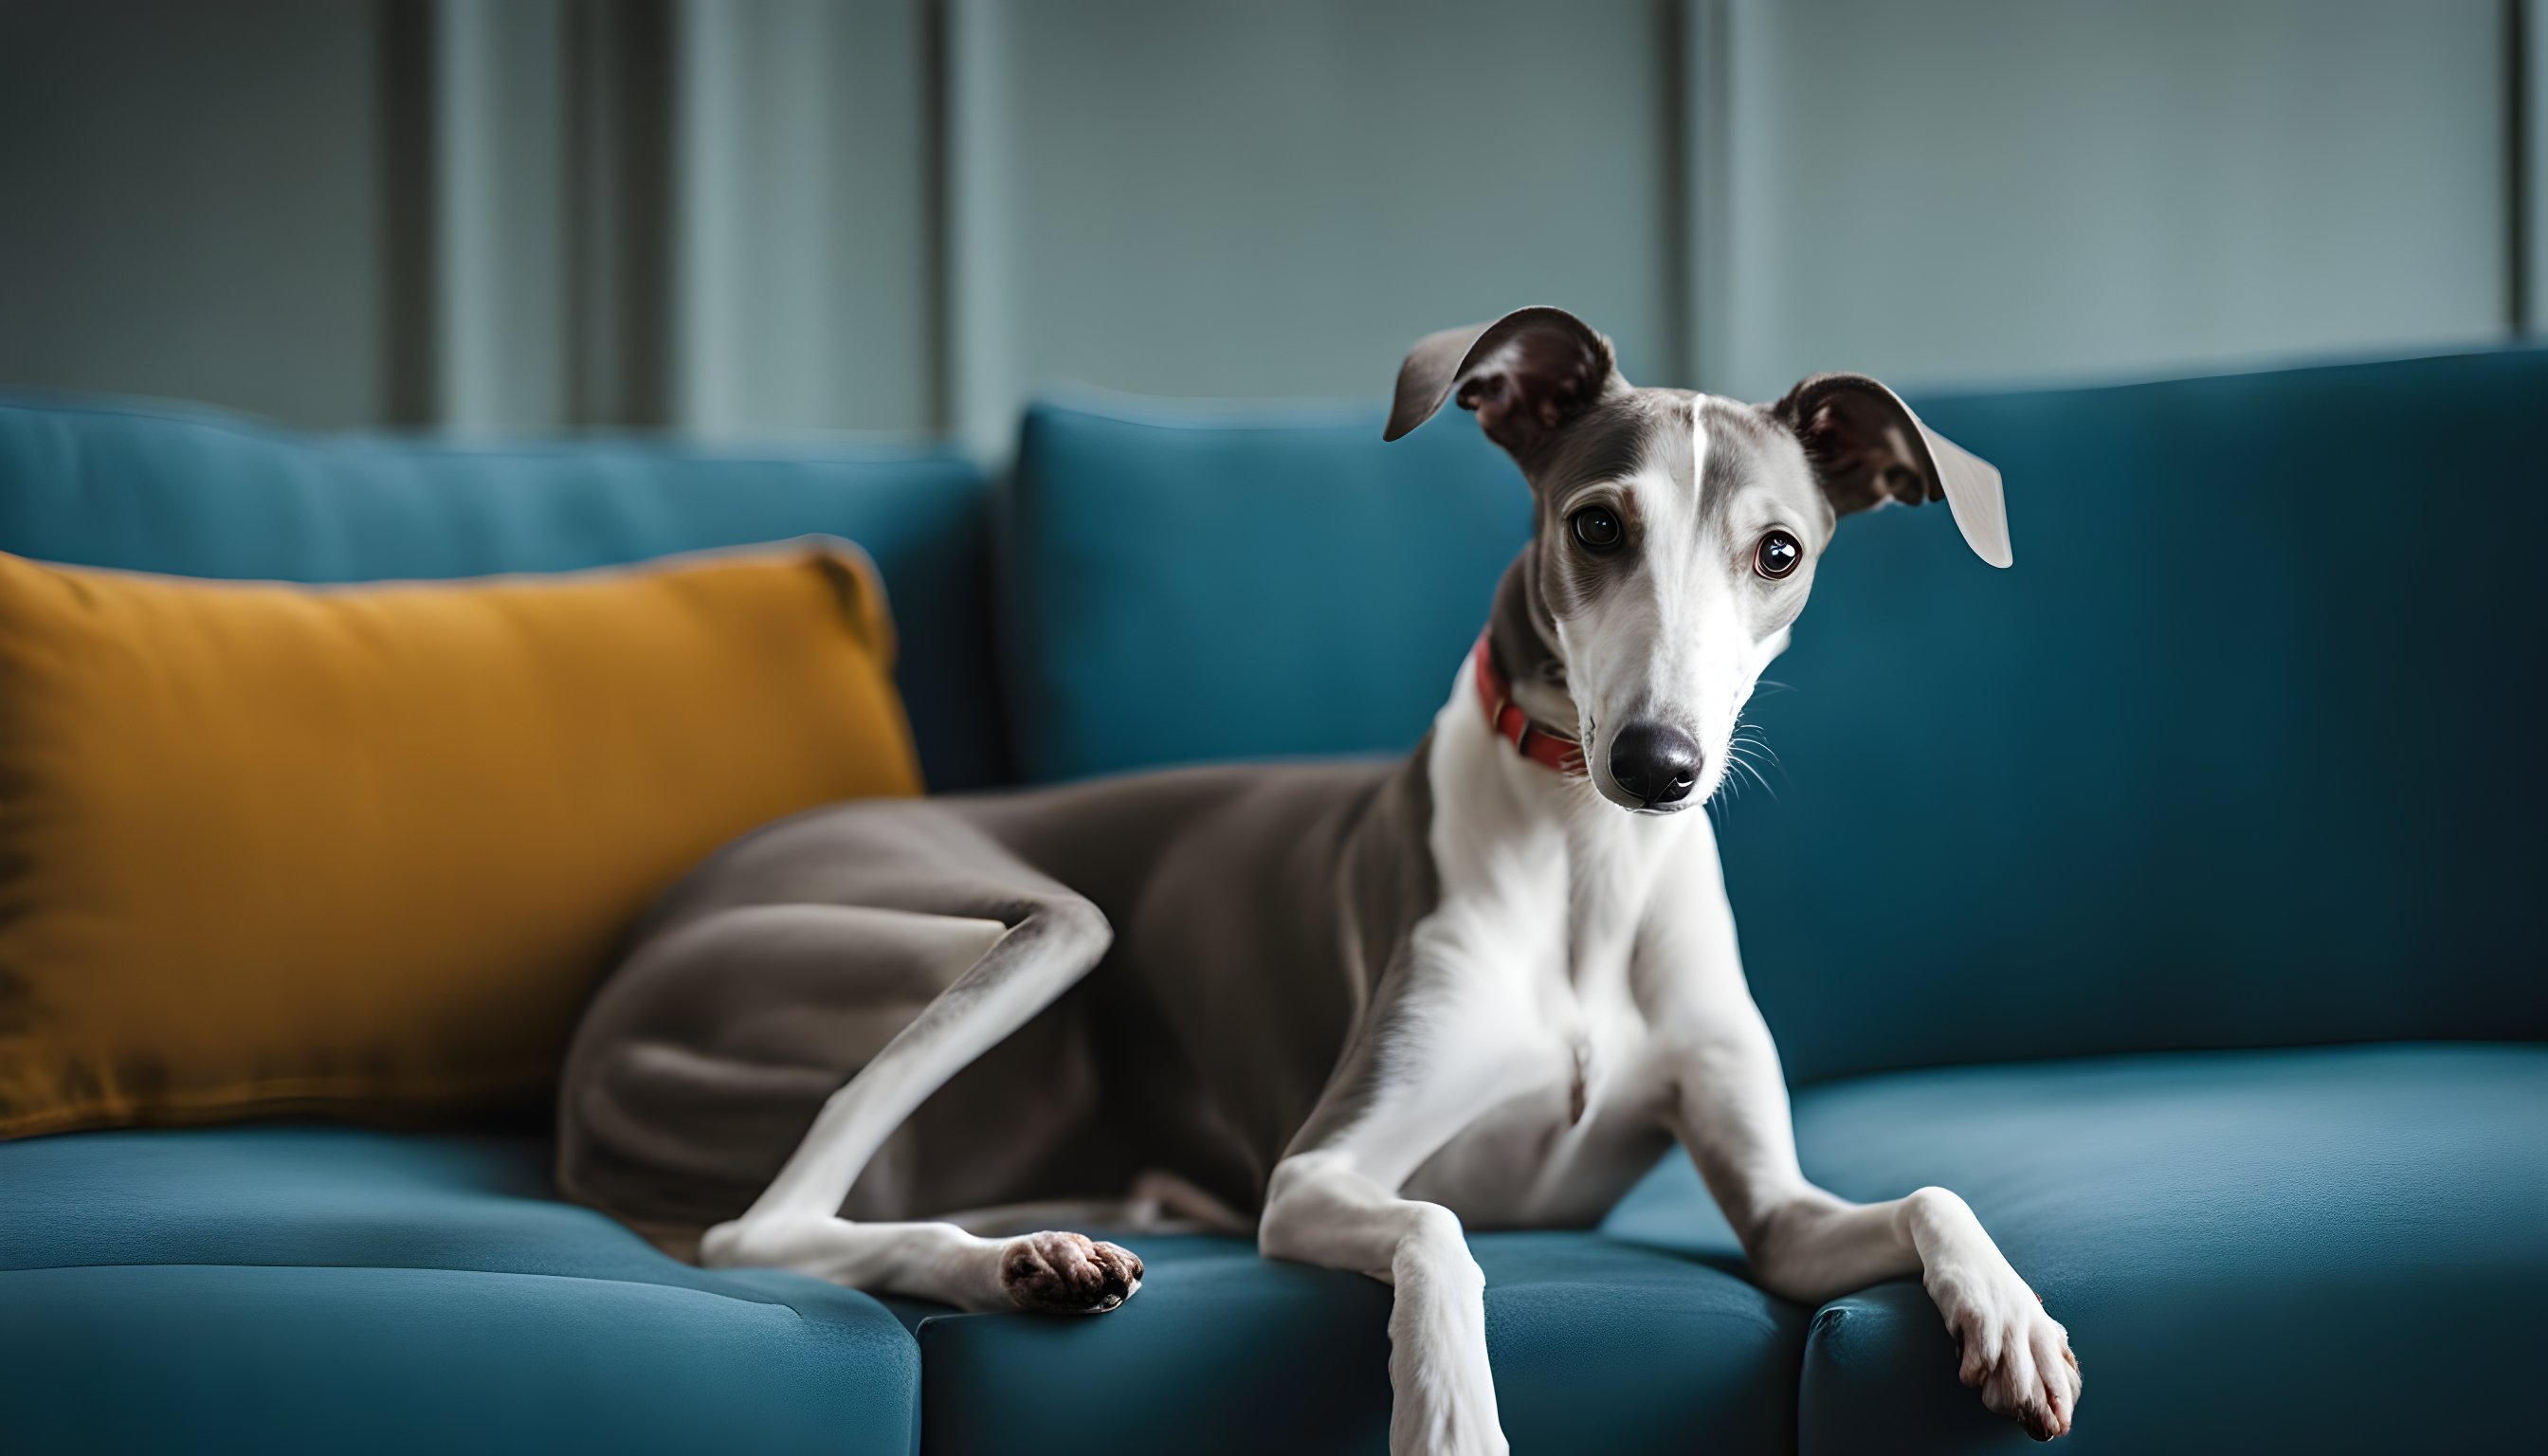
[1730, 753, 1775, 801]
[1718, 723, 1783, 803]
[1726, 725, 1789, 792]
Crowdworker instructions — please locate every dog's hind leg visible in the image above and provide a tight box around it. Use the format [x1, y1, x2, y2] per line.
[707, 884, 1141, 1313]
[558, 809, 1138, 1314]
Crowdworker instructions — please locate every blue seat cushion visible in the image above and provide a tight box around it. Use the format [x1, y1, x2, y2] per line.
[886, 1222, 1803, 1455]
[0, 1126, 919, 1456]
[0, 389, 1002, 790]
[1609, 1042, 2545, 1455]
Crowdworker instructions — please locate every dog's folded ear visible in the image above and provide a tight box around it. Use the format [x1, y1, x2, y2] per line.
[1771, 373, 2012, 568]
[1385, 307, 1624, 459]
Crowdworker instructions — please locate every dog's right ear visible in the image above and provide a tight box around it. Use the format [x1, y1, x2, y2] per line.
[1384, 307, 1621, 458]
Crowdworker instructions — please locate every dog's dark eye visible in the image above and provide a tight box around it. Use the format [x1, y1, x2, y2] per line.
[1572, 507, 1624, 554]
[1754, 530, 1802, 580]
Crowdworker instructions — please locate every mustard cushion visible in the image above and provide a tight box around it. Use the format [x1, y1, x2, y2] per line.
[0, 539, 920, 1138]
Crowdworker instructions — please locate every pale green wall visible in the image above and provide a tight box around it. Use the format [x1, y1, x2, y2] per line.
[0, 0, 2533, 436]
[945, 0, 1673, 455]
[1701, 0, 2511, 401]
[679, 0, 934, 436]
[0, 0, 385, 428]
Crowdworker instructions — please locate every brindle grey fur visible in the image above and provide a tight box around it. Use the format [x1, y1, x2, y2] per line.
[560, 753, 1438, 1245]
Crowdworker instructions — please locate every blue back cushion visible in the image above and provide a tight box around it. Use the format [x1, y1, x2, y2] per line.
[0, 391, 1005, 791]
[1728, 348, 2547, 1079]
[1002, 352, 2547, 1076]
[999, 393, 1532, 782]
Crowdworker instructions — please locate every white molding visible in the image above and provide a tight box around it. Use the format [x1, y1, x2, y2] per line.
[673, 0, 935, 438]
[1684, 0, 1736, 397]
[2524, 0, 2545, 334]
[435, 0, 568, 434]
[673, 0, 749, 436]
[946, 0, 1020, 466]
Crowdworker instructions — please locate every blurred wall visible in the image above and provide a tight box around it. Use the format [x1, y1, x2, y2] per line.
[1699, 0, 2515, 401]
[679, 0, 933, 436]
[941, 0, 1678, 457]
[0, 0, 2537, 442]
[0, 0, 387, 428]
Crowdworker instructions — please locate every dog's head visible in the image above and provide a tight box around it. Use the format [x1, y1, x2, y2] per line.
[1387, 306, 2010, 813]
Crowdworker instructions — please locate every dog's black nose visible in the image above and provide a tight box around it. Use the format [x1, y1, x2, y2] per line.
[1608, 722, 1702, 806]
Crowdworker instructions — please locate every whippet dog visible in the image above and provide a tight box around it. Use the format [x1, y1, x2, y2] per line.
[558, 306, 2081, 1451]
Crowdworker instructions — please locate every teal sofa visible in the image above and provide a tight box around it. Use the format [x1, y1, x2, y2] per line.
[1, 351, 2541, 1455]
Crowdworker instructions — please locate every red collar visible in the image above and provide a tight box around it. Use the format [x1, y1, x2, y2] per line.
[1473, 628, 1586, 777]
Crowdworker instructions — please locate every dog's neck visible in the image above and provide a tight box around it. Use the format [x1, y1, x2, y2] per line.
[1482, 548, 1687, 987]
[1486, 553, 1580, 739]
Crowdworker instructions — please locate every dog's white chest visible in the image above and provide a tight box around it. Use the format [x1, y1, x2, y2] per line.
[1394, 871, 1677, 1226]
[1394, 664, 1713, 1224]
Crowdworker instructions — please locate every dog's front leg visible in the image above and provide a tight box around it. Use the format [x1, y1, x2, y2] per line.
[1262, 1150, 1505, 1456]
[1661, 987, 2081, 1439]
[1641, 827, 2080, 1440]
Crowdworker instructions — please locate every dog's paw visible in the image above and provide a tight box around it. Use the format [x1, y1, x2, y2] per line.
[1000, 1230, 1143, 1314]
[1928, 1260, 2081, 1441]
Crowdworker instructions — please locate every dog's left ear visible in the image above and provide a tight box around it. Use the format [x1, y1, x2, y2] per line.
[1771, 373, 2012, 568]
[1384, 307, 1624, 459]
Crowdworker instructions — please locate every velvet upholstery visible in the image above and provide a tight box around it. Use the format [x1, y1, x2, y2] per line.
[0, 1127, 919, 1455]
[998, 390, 1530, 782]
[997, 352, 2548, 1082]
[4, 353, 2541, 1453]
[887, 1228, 1805, 1456]
[1777, 1044, 2548, 1455]
[0, 390, 1000, 790]
[1726, 350, 2548, 1083]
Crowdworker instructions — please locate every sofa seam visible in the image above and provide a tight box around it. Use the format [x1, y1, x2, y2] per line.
[0, 1260, 849, 1316]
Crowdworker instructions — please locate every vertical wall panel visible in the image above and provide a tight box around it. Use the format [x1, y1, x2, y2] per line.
[563, 0, 676, 428]
[1705, 0, 2508, 401]
[678, 0, 933, 436]
[2524, 0, 2547, 333]
[950, 0, 1672, 460]
[948, 0, 1022, 459]
[1684, 0, 1735, 398]
[0, 2, 2527, 437]
[438, 0, 569, 433]
[0, 0, 383, 428]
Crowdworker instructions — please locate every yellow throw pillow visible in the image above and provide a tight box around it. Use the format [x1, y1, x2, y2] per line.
[0, 539, 920, 1138]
